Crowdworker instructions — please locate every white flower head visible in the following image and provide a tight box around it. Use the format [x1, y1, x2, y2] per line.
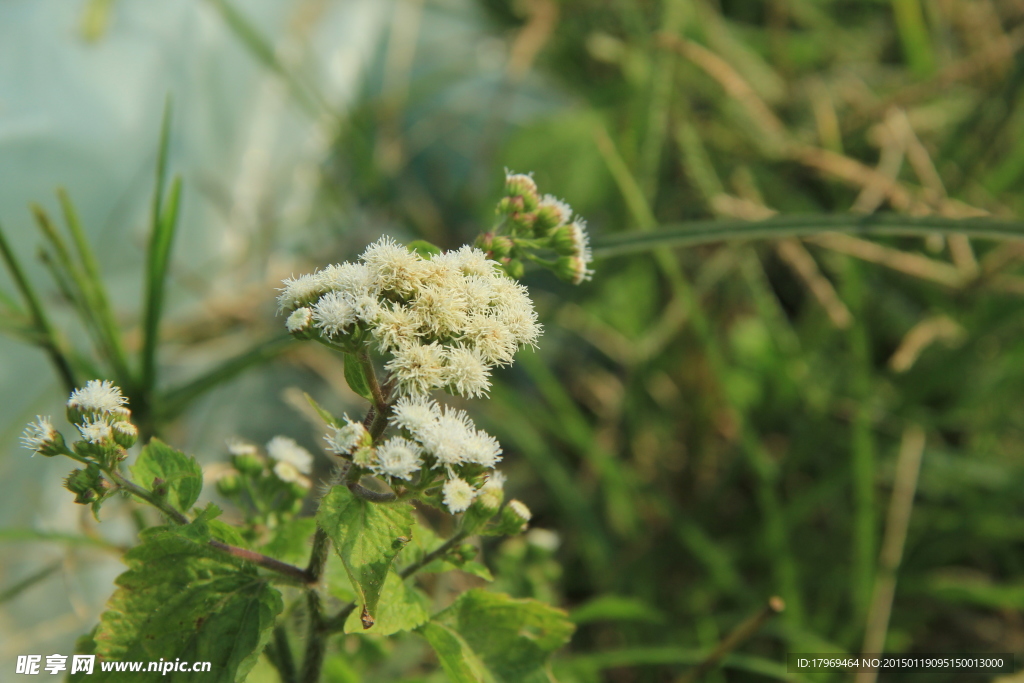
[226, 438, 258, 457]
[481, 470, 506, 493]
[442, 477, 476, 513]
[420, 406, 475, 470]
[325, 416, 369, 456]
[372, 303, 420, 352]
[372, 437, 423, 481]
[462, 314, 517, 366]
[568, 219, 592, 264]
[273, 460, 311, 488]
[384, 341, 446, 396]
[277, 273, 325, 312]
[312, 291, 357, 337]
[464, 428, 502, 468]
[442, 346, 491, 399]
[412, 284, 468, 337]
[21, 416, 59, 455]
[68, 380, 128, 415]
[266, 436, 314, 474]
[449, 246, 499, 278]
[361, 236, 425, 296]
[77, 417, 113, 445]
[286, 307, 314, 333]
[389, 395, 441, 440]
[318, 262, 377, 298]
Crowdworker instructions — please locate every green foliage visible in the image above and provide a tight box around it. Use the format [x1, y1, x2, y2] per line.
[91, 524, 283, 682]
[317, 484, 414, 626]
[420, 589, 575, 683]
[130, 438, 203, 514]
[342, 571, 430, 635]
[342, 353, 375, 403]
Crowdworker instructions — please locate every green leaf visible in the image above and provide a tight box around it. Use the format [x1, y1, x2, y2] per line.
[260, 517, 317, 564]
[419, 589, 575, 683]
[408, 240, 442, 257]
[304, 391, 341, 427]
[317, 485, 413, 627]
[343, 353, 375, 402]
[130, 438, 203, 514]
[343, 570, 430, 635]
[569, 595, 665, 625]
[92, 527, 283, 682]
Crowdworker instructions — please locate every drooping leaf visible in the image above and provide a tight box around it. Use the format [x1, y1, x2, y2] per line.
[91, 526, 283, 682]
[419, 589, 575, 683]
[343, 353, 375, 402]
[343, 570, 430, 635]
[130, 438, 203, 514]
[317, 485, 413, 627]
[304, 391, 341, 427]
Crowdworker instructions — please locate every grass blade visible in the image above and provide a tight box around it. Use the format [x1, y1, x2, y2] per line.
[0, 561, 63, 606]
[592, 214, 1024, 259]
[140, 172, 182, 394]
[0, 221, 77, 390]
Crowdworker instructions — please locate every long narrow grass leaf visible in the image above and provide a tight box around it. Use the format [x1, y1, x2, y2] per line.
[592, 214, 1024, 258]
[140, 174, 182, 393]
[0, 561, 63, 605]
[0, 221, 76, 390]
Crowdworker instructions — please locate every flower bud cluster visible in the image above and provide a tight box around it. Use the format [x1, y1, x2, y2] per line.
[477, 170, 594, 285]
[279, 238, 542, 399]
[217, 436, 315, 536]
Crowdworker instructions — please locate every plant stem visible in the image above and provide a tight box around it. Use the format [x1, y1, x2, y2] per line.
[676, 597, 786, 683]
[300, 589, 326, 683]
[399, 529, 468, 579]
[356, 348, 388, 414]
[100, 465, 312, 584]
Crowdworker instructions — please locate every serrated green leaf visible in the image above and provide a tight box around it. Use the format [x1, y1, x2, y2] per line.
[343, 353, 375, 402]
[91, 527, 283, 682]
[317, 485, 413, 626]
[304, 391, 341, 427]
[260, 517, 317, 564]
[130, 438, 203, 513]
[343, 570, 430, 635]
[419, 589, 575, 683]
[408, 240, 442, 257]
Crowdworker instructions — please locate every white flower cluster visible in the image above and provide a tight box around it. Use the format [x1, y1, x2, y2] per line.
[322, 395, 505, 513]
[61, 380, 138, 450]
[278, 238, 542, 399]
[266, 436, 314, 488]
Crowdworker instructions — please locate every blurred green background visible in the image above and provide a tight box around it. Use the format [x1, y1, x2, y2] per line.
[4, 0, 1024, 681]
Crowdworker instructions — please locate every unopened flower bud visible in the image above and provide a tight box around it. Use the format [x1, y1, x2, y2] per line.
[112, 420, 138, 449]
[505, 172, 538, 202]
[494, 499, 532, 535]
[496, 196, 524, 216]
[286, 307, 315, 338]
[64, 466, 105, 505]
[503, 259, 525, 280]
[216, 473, 241, 497]
[231, 452, 265, 476]
[534, 195, 572, 232]
[553, 255, 594, 285]
[352, 445, 375, 468]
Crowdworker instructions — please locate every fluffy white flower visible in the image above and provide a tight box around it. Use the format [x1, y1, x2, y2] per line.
[538, 194, 573, 225]
[372, 437, 423, 481]
[419, 406, 475, 469]
[385, 341, 446, 396]
[318, 262, 377, 297]
[389, 395, 441, 439]
[286, 307, 313, 333]
[21, 416, 57, 454]
[77, 418, 113, 444]
[460, 275, 497, 315]
[277, 273, 324, 312]
[463, 429, 502, 468]
[226, 438, 258, 457]
[273, 460, 311, 488]
[462, 314, 517, 366]
[68, 380, 128, 414]
[442, 477, 476, 513]
[412, 284, 468, 337]
[361, 236, 424, 295]
[448, 245, 498, 277]
[442, 346, 491, 398]
[372, 303, 419, 352]
[325, 417, 368, 455]
[266, 436, 314, 474]
[312, 291, 358, 337]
